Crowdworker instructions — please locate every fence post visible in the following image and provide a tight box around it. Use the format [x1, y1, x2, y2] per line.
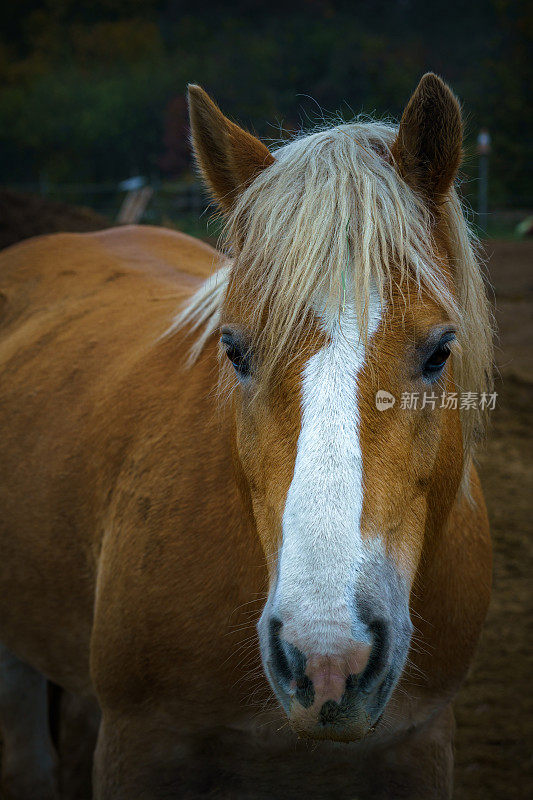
[477, 128, 491, 234]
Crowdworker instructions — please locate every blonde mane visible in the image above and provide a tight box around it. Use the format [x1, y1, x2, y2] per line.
[170, 119, 494, 473]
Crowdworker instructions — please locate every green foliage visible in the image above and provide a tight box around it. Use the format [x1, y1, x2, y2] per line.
[0, 0, 531, 208]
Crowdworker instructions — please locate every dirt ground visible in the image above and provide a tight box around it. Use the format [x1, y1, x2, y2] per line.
[0, 197, 531, 798]
[453, 240, 533, 800]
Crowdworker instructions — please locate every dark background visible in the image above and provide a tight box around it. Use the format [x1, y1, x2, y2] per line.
[0, 3, 531, 799]
[1, 0, 531, 216]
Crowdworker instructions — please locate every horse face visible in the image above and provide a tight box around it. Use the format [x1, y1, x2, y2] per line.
[222, 280, 462, 741]
[188, 74, 474, 741]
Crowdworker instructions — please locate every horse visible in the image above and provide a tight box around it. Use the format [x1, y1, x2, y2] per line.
[0, 73, 493, 799]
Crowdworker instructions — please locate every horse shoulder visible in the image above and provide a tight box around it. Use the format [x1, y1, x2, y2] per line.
[0, 227, 231, 694]
[399, 466, 491, 718]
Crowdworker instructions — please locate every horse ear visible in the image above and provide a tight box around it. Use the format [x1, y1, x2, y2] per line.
[188, 85, 274, 213]
[392, 73, 462, 206]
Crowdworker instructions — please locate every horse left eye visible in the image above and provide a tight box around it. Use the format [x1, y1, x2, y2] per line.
[221, 332, 252, 378]
[423, 342, 452, 377]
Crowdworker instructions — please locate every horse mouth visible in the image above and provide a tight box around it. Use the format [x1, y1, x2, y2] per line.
[264, 656, 402, 743]
[289, 698, 373, 742]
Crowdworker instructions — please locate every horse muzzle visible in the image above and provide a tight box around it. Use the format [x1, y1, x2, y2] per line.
[258, 572, 413, 741]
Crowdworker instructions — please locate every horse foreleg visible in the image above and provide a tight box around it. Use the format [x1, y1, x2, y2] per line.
[0, 643, 59, 800]
[363, 704, 455, 800]
[57, 690, 100, 800]
[93, 711, 199, 800]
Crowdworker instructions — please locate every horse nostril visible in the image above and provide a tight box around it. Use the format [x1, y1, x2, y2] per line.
[268, 617, 292, 686]
[268, 616, 307, 690]
[358, 617, 392, 694]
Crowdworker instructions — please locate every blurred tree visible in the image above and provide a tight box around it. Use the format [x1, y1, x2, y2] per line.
[158, 93, 189, 177]
[0, 0, 530, 207]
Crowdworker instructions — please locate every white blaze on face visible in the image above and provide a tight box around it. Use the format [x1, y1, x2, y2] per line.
[274, 291, 383, 656]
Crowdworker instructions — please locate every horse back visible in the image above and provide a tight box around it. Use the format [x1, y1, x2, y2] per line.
[0, 226, 233, 692]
